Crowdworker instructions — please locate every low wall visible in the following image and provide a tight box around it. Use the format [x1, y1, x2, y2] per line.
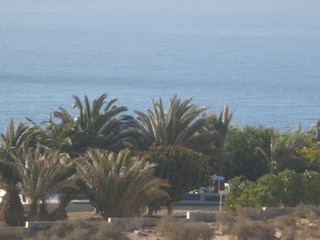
[186, 211, 217, 222]
[262, 207, 291, 219]
[23, 201, 95, 216]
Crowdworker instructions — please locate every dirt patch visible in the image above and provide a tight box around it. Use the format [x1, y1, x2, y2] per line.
[50, 205, 320, 240]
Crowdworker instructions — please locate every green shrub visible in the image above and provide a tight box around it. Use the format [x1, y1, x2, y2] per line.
[156, 217, 213, 240]
[301, 170, 320, 205]
[225, 170, 320, 210]
[277, 170, 303, 207]
[255, 173, 282, 207]
[224, 177, 257, 211]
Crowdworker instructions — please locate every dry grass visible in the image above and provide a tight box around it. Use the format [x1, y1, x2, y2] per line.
[156, 216, 214, 240]
[1, 205, 320, 239]
[45, 206, 320, 240]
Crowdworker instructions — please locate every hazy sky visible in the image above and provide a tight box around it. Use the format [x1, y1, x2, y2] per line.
[1, 0, 319, 14]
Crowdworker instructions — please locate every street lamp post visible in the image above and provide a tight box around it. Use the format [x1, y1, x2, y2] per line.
[210, 175, 225, 212]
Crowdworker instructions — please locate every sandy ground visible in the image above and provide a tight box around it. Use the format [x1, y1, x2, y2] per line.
[67, 203, 227, 240]
[67, 203, 319, 240]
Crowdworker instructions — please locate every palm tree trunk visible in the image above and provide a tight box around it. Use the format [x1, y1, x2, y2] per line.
[50, 204, 68, 221]
[27, 200, 40, 221]
[39, 202, 50, 221]
[1, 189, 24, 226]
[166, 200, 174, 215]
[50, 195, 68, 221]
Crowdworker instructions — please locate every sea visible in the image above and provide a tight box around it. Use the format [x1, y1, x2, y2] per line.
[1, 0, 320, 133]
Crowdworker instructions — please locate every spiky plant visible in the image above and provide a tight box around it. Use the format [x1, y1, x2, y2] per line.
[76, 149, 169, 218]
[72, 94, 138, 153]
[0, 119, 44, 226]
[201, 105, 233, 184]
[134, 94, 216, 153]
[13, 146, 79, 220]
[43, 107, 77, 154]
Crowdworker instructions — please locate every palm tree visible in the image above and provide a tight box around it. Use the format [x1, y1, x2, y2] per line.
[202, 105, 233, 182]
[0, 119, 44, 225]
[43, 107, 77, 154]
[13, 145, 79, 221]
[255, 126, 304, 174]
[76, 149, 169, 218]
[55, 94, 139, 153]
[134, 94, 216, 152]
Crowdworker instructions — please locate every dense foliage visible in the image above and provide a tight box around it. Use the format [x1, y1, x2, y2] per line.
[224, 126, 278, 181]
[76, 149, 169, 218]
[224, 169, 320, 210]
[0, 93, 319, 225]
[145, 145, 211, 214]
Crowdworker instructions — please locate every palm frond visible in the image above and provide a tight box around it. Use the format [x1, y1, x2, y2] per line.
[76, 149, 168, 218]
[13, 146, 79, 217]
[135, 95, 209, 151]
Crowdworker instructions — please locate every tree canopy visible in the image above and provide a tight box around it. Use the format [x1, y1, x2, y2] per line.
[0, 93, 319, 224]
[145, 145, 211, 214]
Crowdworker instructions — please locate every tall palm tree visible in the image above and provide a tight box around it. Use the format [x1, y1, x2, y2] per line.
[134, 94, 216, 152]
[12, 145, 79, 221]
[48, 94, 137, 153]
[76, 149, 169, 218]
[202, 105, 233, 177]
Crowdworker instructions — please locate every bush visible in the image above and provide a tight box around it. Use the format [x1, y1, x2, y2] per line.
[0, 227, 24, 240]
[236, 207, 263, 221]
[298, 223, 320, 239]
[224, 177, 257, 211]
[225, 170, 320, 209]
[301, 170, 320, 205]
[277, 170, 303, 207]
[293, 204, 319, 221]
[254, 173, 282, 207]
[267, 212, 297, 239]
[270, 214, 296, 230]
[27, 220, 126, 240]
[230, 220, 275, 240]
[216, 212, 236, 234]
[156, 217, 214, 240]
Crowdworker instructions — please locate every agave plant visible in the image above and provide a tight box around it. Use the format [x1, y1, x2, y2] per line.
[76, 149, 169, 218]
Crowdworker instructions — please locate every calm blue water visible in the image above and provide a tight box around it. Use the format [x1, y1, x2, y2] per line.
[1, 0, 320, 132]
